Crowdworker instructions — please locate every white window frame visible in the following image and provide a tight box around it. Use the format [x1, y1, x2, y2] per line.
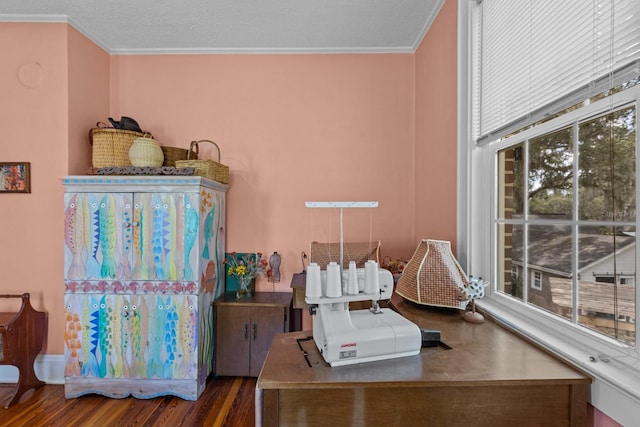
[531, 271, 542, 291]
[457, 2, 640, 424]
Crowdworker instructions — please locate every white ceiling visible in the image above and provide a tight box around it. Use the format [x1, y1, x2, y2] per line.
[0, 0, 444, 54]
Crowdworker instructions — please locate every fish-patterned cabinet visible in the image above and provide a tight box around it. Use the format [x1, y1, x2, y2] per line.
[62, 176, 227, 400]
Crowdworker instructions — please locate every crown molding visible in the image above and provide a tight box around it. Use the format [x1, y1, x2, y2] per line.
[109, 45, 416, 55]
[1, 13, 420, 55]
[412, 0, 445, 51]
[0, 13, 67, 23]
[0, 13, 111, 54]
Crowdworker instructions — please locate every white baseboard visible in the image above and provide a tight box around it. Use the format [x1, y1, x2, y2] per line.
[0, 354, 65, 385]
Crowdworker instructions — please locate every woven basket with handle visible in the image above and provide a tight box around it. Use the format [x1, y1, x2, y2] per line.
[90, 122, 145, 168]
[161, 145, 198, 167]
[175, 140, 229, 184]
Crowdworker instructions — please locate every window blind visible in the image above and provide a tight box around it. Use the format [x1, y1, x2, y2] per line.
[475, 0, 640, 144]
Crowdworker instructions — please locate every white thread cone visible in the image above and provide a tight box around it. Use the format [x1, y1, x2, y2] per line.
[347, 261, 359, 295]
[305, 263, 322, 298]
[364, 260, 380, 294]
[326, 262, 342, 297]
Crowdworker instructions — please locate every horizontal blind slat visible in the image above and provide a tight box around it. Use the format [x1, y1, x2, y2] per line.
[475, 0, 640, 142]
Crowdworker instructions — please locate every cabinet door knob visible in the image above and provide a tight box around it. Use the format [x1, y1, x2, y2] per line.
[253, 322, 257, 341]
[244, 322, 249, 340]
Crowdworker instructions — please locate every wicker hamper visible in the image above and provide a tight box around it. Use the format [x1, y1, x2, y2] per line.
[395, 239, 471, 310]
[90, 123, 145, 168]
[175, 140, 229, 184]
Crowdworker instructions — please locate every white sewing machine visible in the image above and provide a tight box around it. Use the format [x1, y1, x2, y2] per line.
[305, 262, 422, 367]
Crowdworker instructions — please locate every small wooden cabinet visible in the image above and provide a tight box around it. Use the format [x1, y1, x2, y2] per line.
[214, 292, 291, 377]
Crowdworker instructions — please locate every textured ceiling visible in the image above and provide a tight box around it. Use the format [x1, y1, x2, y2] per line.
[0, 0, 444, 54]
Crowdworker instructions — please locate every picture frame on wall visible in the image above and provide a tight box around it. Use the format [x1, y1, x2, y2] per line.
[0, 162, 31, 193]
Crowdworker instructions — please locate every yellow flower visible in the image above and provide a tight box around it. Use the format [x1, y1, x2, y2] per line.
[225, 252, 267, 281]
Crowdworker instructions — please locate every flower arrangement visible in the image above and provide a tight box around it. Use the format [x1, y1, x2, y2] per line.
[224, 252, 268, 298]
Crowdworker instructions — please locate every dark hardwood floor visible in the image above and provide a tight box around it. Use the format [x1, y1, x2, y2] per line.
[0, 376, 256, 427]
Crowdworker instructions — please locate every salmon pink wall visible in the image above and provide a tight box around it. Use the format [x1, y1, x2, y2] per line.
[110, 54, 418, 292]
[0, 23, 69, 354]
[0, 23, 110, 355]
[68, 26, 110, 174]
[414, 0, 458, 253]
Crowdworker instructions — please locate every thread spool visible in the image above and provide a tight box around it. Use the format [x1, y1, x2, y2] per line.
[364, 260, 380, 294]
[306, 262, 322, 298]
[325, 262, 343, 297]
[358, 267, 365, 292]
[347, 261, 359, 295]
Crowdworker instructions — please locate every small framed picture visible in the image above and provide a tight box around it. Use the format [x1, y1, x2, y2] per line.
[0, 162, 31, 193]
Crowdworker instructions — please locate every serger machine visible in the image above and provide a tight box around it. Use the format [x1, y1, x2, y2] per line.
[305, 260, 422, 367]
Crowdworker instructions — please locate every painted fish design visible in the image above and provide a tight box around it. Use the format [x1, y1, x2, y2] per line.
[99, 195, 117, 279]
[109, 295, 123, 378]
[132, 201, 143, 278]
[98, 295, 110, 378]
[201, 189, 212, 212]
[64, 194, 85, 279]
[166, 196, 178, 281]
[202, 206, 215, 260]
[183, 196, 198, 280]
[116, 197, 132, 279]
[134, 195, 156, 280]
[147, 296, 165, 378]
[81, 295, 100, 377]
[64, 195, 78, 248]
[178, 295, 197, 379]
[175, 195, 185, 280]
[130, 295, 145, 378]
[142, 195, 156, 280]
[132, 199, 150, 279]
[152, 195, 166, 280]
[85, 195, 102, 279]
[119, 295, 132, 378]
[64, 296, 82, 377]
[162, 296, 179, 379]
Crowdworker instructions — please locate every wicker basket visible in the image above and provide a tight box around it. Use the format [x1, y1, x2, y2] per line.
[310, 241, 380, 269]
[90, 123, 144, 168]
[175, 140, 229, 184]
[161, 146, 198, 167]
[129, 134, 164, 167]
[395, 239, 471, 310]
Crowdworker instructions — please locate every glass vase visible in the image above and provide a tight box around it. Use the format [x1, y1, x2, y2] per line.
[236, 276, 254, 299]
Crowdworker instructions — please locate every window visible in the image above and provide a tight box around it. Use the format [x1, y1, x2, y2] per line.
[496, 102, 637, 346]
[531, 271, 542, 291]
[460, 0, 640, 419]
[483, 83, 640, 425]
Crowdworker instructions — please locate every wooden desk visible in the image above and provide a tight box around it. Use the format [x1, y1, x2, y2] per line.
[256, 293, 591, 427]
